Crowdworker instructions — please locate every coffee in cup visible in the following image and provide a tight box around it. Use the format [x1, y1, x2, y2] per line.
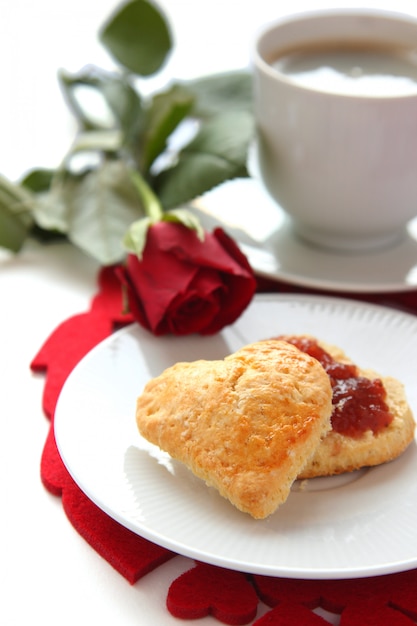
[253, 10, 417, 252]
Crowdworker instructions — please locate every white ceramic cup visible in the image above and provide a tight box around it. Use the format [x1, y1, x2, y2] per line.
[253, 9, 417, 252]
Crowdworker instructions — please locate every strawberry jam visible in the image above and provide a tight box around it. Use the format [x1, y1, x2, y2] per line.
[280, 336, 393, 438]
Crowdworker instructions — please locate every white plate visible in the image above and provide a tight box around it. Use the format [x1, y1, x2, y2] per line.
[192, 177, 417, 293]
[54, 294, 417, 579]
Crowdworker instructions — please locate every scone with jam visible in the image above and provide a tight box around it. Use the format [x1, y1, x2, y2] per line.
[136, 339, 332, 519]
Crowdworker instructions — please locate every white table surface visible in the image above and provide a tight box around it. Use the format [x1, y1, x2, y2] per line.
[3, 1, 417, 624]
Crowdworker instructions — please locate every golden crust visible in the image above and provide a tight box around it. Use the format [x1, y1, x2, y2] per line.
[135, 339, 332, 519]
[277, 336, 416, 479]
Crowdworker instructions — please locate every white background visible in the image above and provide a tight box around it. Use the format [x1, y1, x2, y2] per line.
[2, 1, 417, 625]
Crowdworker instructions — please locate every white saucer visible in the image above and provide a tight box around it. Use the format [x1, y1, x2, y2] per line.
[191, 177, 417, 293]
[54, 295, 417, 579]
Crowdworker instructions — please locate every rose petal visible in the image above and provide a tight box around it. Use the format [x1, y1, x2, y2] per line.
[154, 222, 249, 273]
[126, 244, 199, 333]
[120, 222, 256, 336]
[161, 271, 225, 335]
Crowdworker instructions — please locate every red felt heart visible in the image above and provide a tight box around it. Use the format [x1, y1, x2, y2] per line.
[39, 418, 175, 583]
[62, 476, 174, 584]
[32, 263, 417, 622]
[254, 572, 417, 626]
[340, 598, 417, 626]
[91, 265, 134, 324]
[252, 601, 331, 626]
[32, 266, 174, 584]
[31, 311, 114, 418]
[167, 562, 259, 625]
[253, 576, 324, 611]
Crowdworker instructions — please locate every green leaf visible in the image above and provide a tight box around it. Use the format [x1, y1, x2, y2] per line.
[69, 161, 147, 263]
[25, 169, 71, 240]
[71, 129, 123, 154]
[33, 173, 77, 234]
[34, 161, 147, 264]
[59, 68, 143, 137]
[21, 168, 55, 192]
[59, 70, 113, 131]
[0, 175, 34, 251]
[154, 110, 254, 209]
[138, 84, 194, 173]
[98, 73, 143, 138]
[0, 205, 31, 252]
[0, 174, 34, 212]
[99, 0, 172, 76]
[123, 215, 152, 258]
[182, 70, 253, 118]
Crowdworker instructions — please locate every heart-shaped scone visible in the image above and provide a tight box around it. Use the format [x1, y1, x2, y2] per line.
[135, 339, 332, 519]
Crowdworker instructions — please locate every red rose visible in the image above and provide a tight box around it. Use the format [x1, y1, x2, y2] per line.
[117, 222, 257, 335]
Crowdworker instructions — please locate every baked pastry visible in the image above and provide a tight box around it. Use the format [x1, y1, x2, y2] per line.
[277, 335, 416, 479]
[135, 339, 333, 519]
